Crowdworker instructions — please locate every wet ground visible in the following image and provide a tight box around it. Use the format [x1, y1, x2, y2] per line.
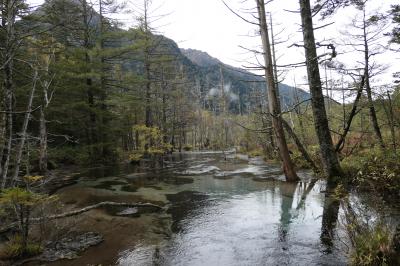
[46, 151, 399, 266]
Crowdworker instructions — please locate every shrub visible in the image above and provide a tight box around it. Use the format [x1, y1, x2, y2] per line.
[349, 224, 393, 266]
[0, 235, 42, 259]
[49, 146, 89, 165]
[247, 148, 263, 158]
[341, 149, 400, 200]
[291, 151, 311, 169]
[183, 145, 193, 151]
[128, 152, 143, 163]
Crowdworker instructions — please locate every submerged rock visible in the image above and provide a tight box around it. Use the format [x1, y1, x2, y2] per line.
[39, 232, 103, 262]
[116, 207, 139, 216]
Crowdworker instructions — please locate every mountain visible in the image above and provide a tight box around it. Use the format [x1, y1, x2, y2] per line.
[180, 48, 311, 111]
[33, 0, 310, 114]
[180, 48, 222, 67]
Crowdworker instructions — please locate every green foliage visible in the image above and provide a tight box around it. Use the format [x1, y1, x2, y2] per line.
[183, 145, 193, 151]
[290, 145, 322, 170]
[0, 188, 56, 259]
[247, 148, 263, 158]
[133, 125, 171, 155]
[0, 188, 46, 207]
[129, 152, 143, 163]
[349, 224, 393, 266]
[0, 235, 42, 259]
[291, 151, 312, 169]
[342, 149, 400, 200]
[49, 146, 89, 165]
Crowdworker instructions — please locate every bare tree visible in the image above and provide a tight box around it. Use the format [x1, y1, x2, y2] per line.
[299, 0, 343, 183]
[256, 0, 298, 181]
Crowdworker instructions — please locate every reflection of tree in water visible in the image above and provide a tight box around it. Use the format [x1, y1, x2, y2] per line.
[278, 180, 318, 242]
[320, 189, 341, 253]
[278, 182, 298, 242]
[277, 180, 342, 256]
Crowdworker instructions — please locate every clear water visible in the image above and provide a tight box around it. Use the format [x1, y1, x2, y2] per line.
[58, 152, 398, 266]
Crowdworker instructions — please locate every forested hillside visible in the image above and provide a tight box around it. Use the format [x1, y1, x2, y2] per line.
[0, 0, 400, 265]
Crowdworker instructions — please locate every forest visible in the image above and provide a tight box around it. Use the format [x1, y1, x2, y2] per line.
[0, 0, 399, 265]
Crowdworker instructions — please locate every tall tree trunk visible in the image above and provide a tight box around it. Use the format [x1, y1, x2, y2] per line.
[1, 0, 16, 188]
[362, 9, 384, 149]
[11, 69, 38, 186]
[143, 1, 152, 128]
[82, 0, 97, 157]
[384, 91, 396, 151]
[98, 0, 111, 158]
[38, 107, 48, 174]
[1, 94, 12, 189]
[256, 0, 298, 181]
[0, 112, 6, 177]
[161, 69, 168, 144]
[299, 0, 343, 183]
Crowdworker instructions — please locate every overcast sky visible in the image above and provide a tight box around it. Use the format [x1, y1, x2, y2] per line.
[30, 0, 399, 94]
[128, 0, 398, 90]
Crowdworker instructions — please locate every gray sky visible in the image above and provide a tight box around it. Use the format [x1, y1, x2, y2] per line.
[129, 0, 399, 92]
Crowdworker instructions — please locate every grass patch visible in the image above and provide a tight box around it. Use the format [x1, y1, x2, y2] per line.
[0, 236, 42, 259]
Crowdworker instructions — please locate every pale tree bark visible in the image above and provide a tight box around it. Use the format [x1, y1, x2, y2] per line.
[256, 0, 298, 181]
[39, 50, 56, 174]
[11, 68, 39, 186]
[299, 0, 343, 183]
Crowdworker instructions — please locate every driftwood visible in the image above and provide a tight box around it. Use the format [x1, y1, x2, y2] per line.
[0, 201, 163, 234]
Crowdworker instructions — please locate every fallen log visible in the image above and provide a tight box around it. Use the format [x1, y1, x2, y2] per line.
[0, 201, 163, 234]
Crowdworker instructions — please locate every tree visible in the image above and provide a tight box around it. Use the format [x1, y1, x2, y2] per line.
[299, 0, 343, 183]
[256, 0, 298, 181]
[358, 3, 386, 148]
[0, 0, 37, 188]
[388, 5, 400, 46]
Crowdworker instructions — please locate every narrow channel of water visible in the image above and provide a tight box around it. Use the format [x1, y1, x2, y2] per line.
[54, 152, 399, 266]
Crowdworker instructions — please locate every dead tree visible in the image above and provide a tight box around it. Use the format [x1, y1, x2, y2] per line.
[256, 0, 298, 181]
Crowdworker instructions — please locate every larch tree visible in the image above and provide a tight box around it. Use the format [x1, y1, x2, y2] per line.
[298, 0, 343, 182]
[256, 0, 298, 181]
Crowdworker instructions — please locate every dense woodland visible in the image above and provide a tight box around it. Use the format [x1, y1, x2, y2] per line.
[0, 0, 400, 264]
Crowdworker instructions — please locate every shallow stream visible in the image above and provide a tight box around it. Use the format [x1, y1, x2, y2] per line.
[52, 151, 399, 266]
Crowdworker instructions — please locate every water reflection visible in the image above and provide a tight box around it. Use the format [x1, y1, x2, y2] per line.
[65, 153, 351, 265]
[320, 193, 341, 253]
[278, 182, 297, 242]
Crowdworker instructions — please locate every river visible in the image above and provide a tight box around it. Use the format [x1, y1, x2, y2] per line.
[48, 151, 399, 266]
